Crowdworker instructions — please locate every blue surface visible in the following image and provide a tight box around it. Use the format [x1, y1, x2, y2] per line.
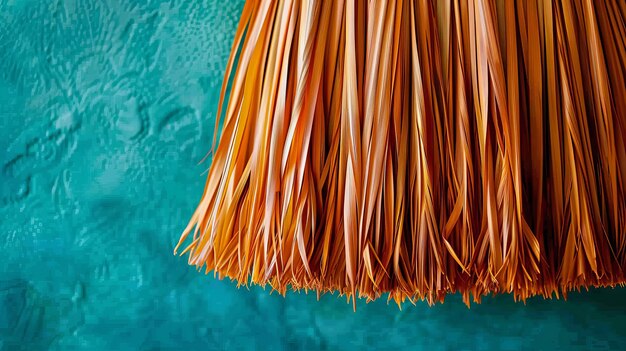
[1, 1, 626, 350]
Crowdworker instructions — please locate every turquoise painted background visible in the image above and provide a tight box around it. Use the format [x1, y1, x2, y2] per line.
[1, 1, 626, 350]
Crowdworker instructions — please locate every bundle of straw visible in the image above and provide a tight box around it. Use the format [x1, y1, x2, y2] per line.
[175, 0, 626, 307]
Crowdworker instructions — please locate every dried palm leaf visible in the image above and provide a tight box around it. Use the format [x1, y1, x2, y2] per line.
[175, 0, 626, 307]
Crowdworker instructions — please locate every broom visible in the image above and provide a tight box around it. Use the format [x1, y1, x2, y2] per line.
[174, 0, 626, 307]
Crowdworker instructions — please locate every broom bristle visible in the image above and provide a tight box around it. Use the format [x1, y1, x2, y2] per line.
[175, 0, 626, 306]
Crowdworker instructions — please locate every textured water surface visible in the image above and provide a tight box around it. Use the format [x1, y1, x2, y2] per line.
[1, 1, 626, 350]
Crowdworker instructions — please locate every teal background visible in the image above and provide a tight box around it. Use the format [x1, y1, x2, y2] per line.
[1, 1, 626, 350]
